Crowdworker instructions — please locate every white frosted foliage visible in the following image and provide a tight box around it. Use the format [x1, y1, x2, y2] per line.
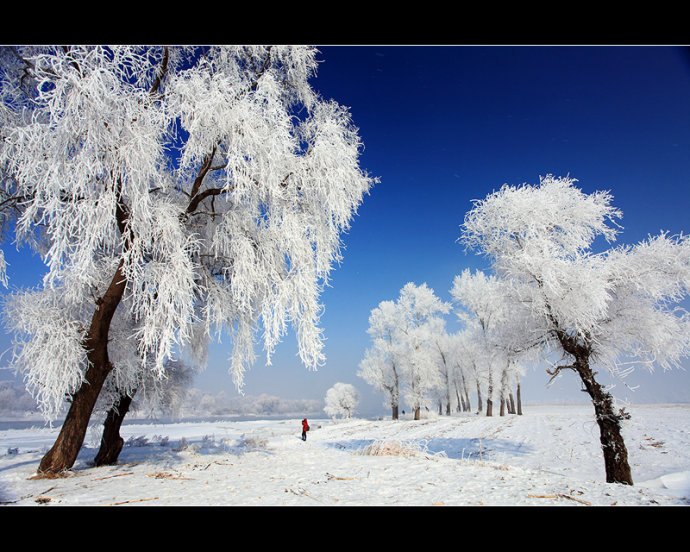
[460, 174, 690, 385]
[0, 46, 375, 416]
[323, 382, 359, 419]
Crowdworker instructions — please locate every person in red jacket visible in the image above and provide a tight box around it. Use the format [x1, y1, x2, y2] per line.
[301, 418, 310, 441]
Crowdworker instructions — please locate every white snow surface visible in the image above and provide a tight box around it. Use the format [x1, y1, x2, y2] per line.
[1, 403, 688, 506]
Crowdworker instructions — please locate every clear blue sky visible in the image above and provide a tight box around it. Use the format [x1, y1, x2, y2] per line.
[2, 46, 689, 416]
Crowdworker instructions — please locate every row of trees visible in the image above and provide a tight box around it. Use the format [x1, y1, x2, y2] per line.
[0, 46, 375, 474]
[361, 175, 690, 486]
[358, 278, 525, 422]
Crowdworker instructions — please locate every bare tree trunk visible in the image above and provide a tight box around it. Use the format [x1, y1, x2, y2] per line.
[38, 261, 128, 475]
[386, 379, 399, 421]
[462, 377, 471, 412]
[486, 371, 493, 417]
[476, 380, 482, 413]
[554, 329, 633, 485]
[575, 360, 633, 484]
[508, 392, 516, 414]
[390, 364, 400, 420]
[413, 406, 420, 420]
[516, 376, 523, 415]
[94, 391, 134, 466]
[499, 397, 505, 416]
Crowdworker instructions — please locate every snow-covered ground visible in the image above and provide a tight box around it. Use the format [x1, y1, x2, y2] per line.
[1, 403, 688, 506]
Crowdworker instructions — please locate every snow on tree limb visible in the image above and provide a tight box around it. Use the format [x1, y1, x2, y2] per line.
[459, 174, 690, 382]
[0, 45, 375, 416]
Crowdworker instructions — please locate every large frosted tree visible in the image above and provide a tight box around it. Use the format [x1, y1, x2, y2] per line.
[460, 174, 690, 484]
[0, 45, 374, 474]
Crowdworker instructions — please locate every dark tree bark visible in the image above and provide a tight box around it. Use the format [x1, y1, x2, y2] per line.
[516, 377, 523, 415]
[38, 261, 128, 475]
[486, 372, 493, 417]
[35, 51, 170, 476]
[575, 360, 633, 484]
[94, 391, 134, 466]
[554, 330, 633, 485]
[476, 380, 482, 413]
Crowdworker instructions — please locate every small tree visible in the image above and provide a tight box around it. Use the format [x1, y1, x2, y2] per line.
[460, 174, 690, 484]
[324, 382, 359, 419]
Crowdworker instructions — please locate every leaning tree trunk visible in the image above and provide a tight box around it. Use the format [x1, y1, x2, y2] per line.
[575, 359, 633, 485]
[37, 261, 127, 475]
[94, 391, 134, 466]
[555, 327, 633, 485]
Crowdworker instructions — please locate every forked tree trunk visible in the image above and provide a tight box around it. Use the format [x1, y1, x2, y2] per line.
[94, 391, 134, 466]
[38, 261, 127, 475]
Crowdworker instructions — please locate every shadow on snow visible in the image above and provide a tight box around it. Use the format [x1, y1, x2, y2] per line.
[324, 436, 534, 462]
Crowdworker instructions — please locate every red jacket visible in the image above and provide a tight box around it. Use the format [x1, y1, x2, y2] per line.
[302, 419, 309, 432]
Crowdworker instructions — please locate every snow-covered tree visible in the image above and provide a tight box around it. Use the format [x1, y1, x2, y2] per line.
[323, 382, 359, 419]
[460, 174, 690, 484]
[451, 268, 527, 416]
[449, 328, 483, 413]
[394, 283, 450, 419]
[0, 45, 374, 474]
[359, 283, 451, 420]
[358, 299, 402, 419]
[428, 327, 461, 416]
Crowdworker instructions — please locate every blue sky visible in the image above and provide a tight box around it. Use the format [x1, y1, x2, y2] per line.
[220, 45, 690, 415]
[2, 46, 690, 416]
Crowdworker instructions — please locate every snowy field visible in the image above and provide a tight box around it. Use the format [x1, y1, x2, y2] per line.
[1, 403, 689, 506]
